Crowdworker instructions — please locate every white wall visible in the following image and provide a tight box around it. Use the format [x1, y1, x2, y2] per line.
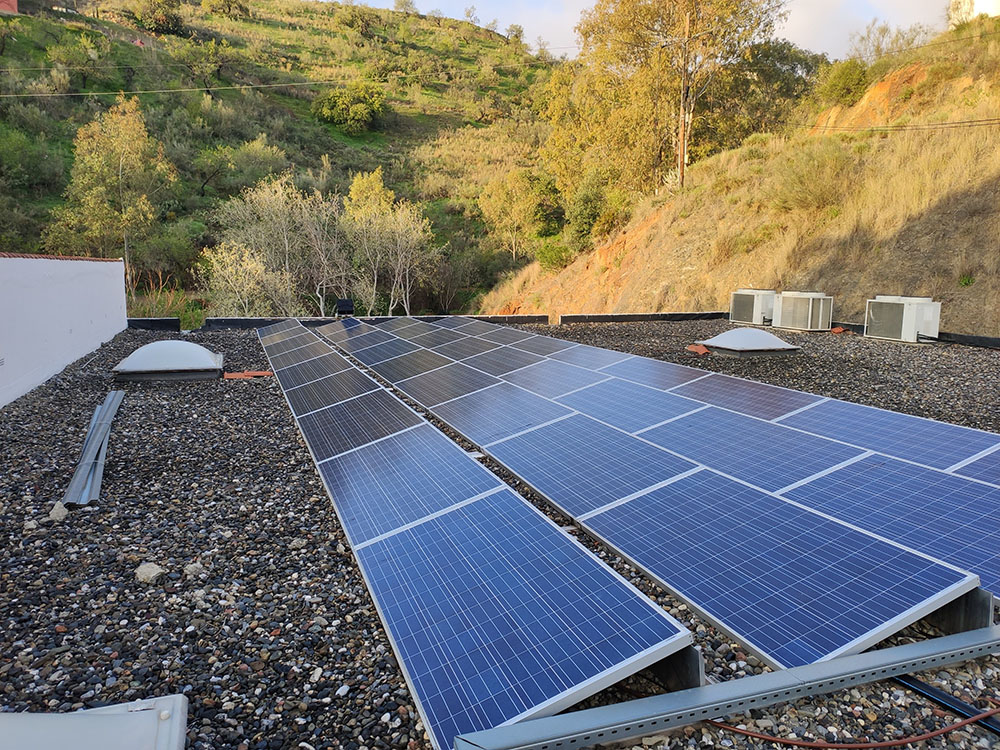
[0, 255, 127, 408]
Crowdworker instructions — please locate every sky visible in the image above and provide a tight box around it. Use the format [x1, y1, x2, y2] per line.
[364, 0, 952, 59]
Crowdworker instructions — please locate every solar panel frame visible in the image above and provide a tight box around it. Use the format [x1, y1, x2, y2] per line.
[433, 383, 573, 446]
[260, 327, 307, 346]
[395, 363, 501, 407]
[409, 328, 470, 349]
[462, 346, 545, 376]
[297, 389, 423, 462]
[262, 331, 315, 356]
[487, 414, 699, 517]
[547, 344, 632, 370]
[431, 316, 479, 329]
[353, 489, 692, 750]
[274, 352, 352, 389]
[284, 368, 380, 416]
[783, 455, 1000, 593]
[317, 424, 504, 545]
[351, 337, 422, 365]
[509, 335, 579, 356]
[671, 373, 822, 421]
[370, 349, 453, 383]
[598, 356, 708, 391]
[955, 448, 1000, 485]
[268, 340, 332, 370]
[501, 358, 612, 399]
[584, 469, 977, 668]
[778, 399, 1000, 470]
[478, 327, 537, 345]
[641, 407, 866, 492]
[257, 319, 300, 336]
[555, 378, 706, 434]
[430, 336, 502, 361]
[335, 328, 398, 352]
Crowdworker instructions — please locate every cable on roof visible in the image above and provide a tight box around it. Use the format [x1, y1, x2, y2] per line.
[705, 697, 1000, 749]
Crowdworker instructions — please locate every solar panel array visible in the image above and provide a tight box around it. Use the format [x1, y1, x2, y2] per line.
[257, 321, 693, 750]
[316, 315, 998, 669]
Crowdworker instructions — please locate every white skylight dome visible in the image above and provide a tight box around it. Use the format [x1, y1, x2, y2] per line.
[113, 340, 224, 381]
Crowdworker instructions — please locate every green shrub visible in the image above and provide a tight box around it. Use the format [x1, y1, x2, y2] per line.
[312, 81, 387, 134]
[0, 124, 64, 193]
[565, 173, 605, 253]
[535, 237, 575, 271]
[129, 0, 184, 35]
[816, 60, 868, 106]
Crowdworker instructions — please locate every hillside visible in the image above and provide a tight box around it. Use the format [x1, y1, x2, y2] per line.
[481, 19, 1000, 336]
[0, 0, 546, 302]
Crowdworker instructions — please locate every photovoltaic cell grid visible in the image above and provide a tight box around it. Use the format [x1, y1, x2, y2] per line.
[586, 470, 975, 668]
[463, 346, 544, 376]
[370, 349, 452, 383]
[269, 340, 332, 370]
[479, 327, 536, 345]
[409, 328, 469, 349]
[355, 489, 690, 750]
[501, 359, 611, 400]
[318, 424, 503, 545]
[260, 328, 308, 346]
[671, 373, 822, 421]
[258, 323, 693, 750]
[510, 335, 579, 356]
[275, 352, 352, 390]
[555, 379, 704, 434]
[352, 337, 421, 365]
[395, 363, 500, 407]
[599, 357, 707, 391]
[783, 455, 1000, 592]
[393, 319, 992, 665]
[285, 369, 379, 416]
[298, 390, 423, 462]
[434, 383, 573, 447]
[778, 399, 1000, 470]
[642, 407, 865, 493]
[431, 336, 501, 361]
[262, 331, 315, 356]
[337, 328, 397, 352]
[548, 344, 631, 370]
[956, 448, 1000, 485]
[488, 414, 697, 517]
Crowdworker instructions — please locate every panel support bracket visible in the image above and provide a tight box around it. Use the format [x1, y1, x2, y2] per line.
[454, 625, 1000, 750]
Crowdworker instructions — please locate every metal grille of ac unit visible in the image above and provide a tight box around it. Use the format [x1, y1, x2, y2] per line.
[866, 301, 905, 340]
[731, 294, 755, 323]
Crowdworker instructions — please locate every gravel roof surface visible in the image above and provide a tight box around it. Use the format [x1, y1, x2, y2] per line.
[2, 324, 999, 750]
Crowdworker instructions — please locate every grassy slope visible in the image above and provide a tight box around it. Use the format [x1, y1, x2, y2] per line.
[0, 0, 545, 255]
[481, 19, 1000, 336]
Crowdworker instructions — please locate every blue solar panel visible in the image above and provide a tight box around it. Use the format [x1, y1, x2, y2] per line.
[598, 357, 706, 391]
[374, 317, 422, 332]
[395, 363, 500, 407]
[337, 328, 397, 352]
[274, 352, 351, 389]
[956, 448, 1000, 485]
[783, 455, 1000, 592]
[478, 326, 536, 345]
[298, 390, 423, 461]
[355, 489, 690, 750]
[260, 327, 305, 346]
[642, 407, 865, 492]
[393, 320, 444, 340]
[462, 346, 545, 376]
[487, 414, 697, 517]
[432, 316, 478, 329]
[509, 335, 579, 356]
[409, 328, 469, 349]
[257, 319, 300, 336]
[352, 337, 421, 365]
[431, 336, 501, 361]
[779, 399, 1000, 470]
[318, 424, 503, 545]
[262, 331, 314, 356]
[548, 344, 632, 370]
[671, 374, 822, 420]
[371, 349, 453, 383]
[318, 320, 376, 344]
[447, 318, 497, 335]
[501, 359, 611, 399]
[585, 470, 974, 668]
[284, 369, 379, 416]
[268, 340, 331, 370]
[556, 378, 704, 433]
[433, 383, 572, 446]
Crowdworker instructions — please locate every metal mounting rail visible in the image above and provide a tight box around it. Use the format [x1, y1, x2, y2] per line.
[454, 625, 1000, 750]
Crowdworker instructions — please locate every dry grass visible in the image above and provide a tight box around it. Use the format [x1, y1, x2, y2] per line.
[481, 76, 1000, 334]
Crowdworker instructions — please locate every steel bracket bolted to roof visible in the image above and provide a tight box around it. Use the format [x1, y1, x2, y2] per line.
[453, 625, 1000, 750]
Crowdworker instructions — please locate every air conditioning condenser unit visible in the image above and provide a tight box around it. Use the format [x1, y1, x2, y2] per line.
[772, 291, 833, 331]
[729, 289, 775, 325]
[864, 295, 940, 342]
